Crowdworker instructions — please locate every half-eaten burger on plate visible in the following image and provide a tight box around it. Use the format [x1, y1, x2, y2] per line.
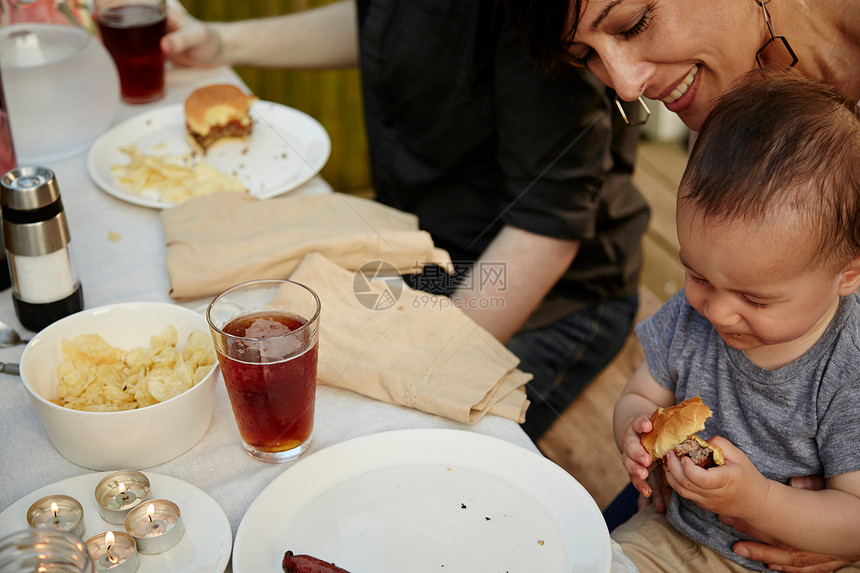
[185, 84, 257, 153]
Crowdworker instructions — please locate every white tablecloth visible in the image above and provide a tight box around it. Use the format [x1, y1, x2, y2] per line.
[0, 64, 636, 573]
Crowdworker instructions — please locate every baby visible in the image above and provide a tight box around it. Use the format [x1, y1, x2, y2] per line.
[612, 69, 860, 572]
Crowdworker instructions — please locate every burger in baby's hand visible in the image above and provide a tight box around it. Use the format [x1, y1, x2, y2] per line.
[641, 396, 725, 470]
[185, 84, 257, 153]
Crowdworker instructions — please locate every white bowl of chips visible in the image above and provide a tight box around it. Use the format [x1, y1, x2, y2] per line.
[19, 301, 219, 470]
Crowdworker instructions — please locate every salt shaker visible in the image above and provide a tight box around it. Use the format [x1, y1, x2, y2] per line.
[0, 166, 83, 331]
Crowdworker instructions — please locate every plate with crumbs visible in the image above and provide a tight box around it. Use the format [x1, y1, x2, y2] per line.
[233, 428, 611, 573]
[87, 100, 331, 209]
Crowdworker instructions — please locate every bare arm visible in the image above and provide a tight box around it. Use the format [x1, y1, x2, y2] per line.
[739, 472, 860, 556]
[613, 362, 675, 500]
[721, 476, 860, 572]
[162, 0, 358, 69]
[612, 361, 675, 452]
[450, 226, 579, 343]
[668, 444, 860, 556]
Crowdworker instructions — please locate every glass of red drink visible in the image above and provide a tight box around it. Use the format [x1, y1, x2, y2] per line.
[207, 279, 321, 463]
[0, 66, 16, 176]
[93, 0, 166, 104]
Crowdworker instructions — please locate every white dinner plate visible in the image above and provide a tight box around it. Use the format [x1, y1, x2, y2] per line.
[233, 429, 611, 573]
[0, 472, 232, 572]
[87, 100, 331, 209]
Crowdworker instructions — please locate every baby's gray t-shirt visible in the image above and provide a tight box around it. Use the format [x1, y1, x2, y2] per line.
[635, 291, 860, 572]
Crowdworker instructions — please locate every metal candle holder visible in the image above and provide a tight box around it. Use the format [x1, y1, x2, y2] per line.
[94, 470, 150, 524]
[123, 499, 184, 554]
[85, 531, 139, 572]
[26, 494, 86, 539]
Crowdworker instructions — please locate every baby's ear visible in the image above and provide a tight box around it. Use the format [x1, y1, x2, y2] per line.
[837, 256, 860, 295]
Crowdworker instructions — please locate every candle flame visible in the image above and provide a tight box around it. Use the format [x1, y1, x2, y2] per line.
[50, 502, 58, 516]
[105, 531, 117, 563]
[146, 503, 155, 522]
[118, 483, 126, 494]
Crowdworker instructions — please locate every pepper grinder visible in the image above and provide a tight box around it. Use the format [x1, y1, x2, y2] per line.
[1, 166, 83, 332]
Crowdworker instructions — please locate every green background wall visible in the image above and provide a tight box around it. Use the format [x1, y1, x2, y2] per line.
[180, 0, 371, 193]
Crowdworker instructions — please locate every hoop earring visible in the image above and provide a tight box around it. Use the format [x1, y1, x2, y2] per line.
[754, 0, 798, 68]
[615, 96, 651, 126]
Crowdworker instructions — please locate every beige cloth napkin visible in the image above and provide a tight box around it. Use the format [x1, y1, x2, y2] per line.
[161, 191, 451, 300]
[290, 253, 531, 425]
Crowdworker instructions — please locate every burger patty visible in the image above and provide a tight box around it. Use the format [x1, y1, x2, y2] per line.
[674, 437, 718, 468]
[188, 119, 252, 152]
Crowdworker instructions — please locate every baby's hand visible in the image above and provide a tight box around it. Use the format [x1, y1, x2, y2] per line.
[621, 413, 657, 497]
[664, 437, 769, 519]
[638, 469, 672, 514]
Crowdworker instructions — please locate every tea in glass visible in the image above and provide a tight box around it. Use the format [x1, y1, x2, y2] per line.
[207, 280, 320, 462]
[94, 0, 166, 104]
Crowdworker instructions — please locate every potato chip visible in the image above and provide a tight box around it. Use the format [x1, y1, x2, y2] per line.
[110, 144, 246, 204]
[146, 364, 193, 403]
[151, 325, 178, 351]
[54, 326, 215, 412]
[183, 330, 215, 368]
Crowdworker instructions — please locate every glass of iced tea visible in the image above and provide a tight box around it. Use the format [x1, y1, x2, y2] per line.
[207, 279, 321, 463]
[93, 0, 166, 104]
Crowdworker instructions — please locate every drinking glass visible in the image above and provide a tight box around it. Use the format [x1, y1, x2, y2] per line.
[0, 528, 94, 572]
[207, 279, 320, 463]
[0, 67, 14, 176]
[93, 0, 166, 104]
[0, 67, 14, 291]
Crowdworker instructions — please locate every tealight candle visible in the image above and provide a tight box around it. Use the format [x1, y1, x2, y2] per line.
[123, 500, 184, 554]
[94, 471, 150, 524]
[85, 531, 139, 572]
[26, 494, 86, 539]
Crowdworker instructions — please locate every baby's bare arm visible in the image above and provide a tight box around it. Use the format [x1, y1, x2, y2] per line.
[722, 476, 860, 572]
[613, 363, 674, 496]
[743, 471, 860, 556]
[672, 453, 860, 557]
[613, 362, 674, 452]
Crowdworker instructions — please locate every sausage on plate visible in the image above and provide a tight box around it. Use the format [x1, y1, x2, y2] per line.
[282, 550, 351, 573]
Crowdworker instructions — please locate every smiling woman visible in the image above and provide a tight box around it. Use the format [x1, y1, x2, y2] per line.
[504, 0, 860, 131]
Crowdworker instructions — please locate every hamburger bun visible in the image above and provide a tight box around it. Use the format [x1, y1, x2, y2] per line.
[640, 396, 725, 468]
[185, 84, 257, 152]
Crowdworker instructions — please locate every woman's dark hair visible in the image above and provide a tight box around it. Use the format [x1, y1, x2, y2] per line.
[504, 0, 583, 70]
[680, 68, 860, 268]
